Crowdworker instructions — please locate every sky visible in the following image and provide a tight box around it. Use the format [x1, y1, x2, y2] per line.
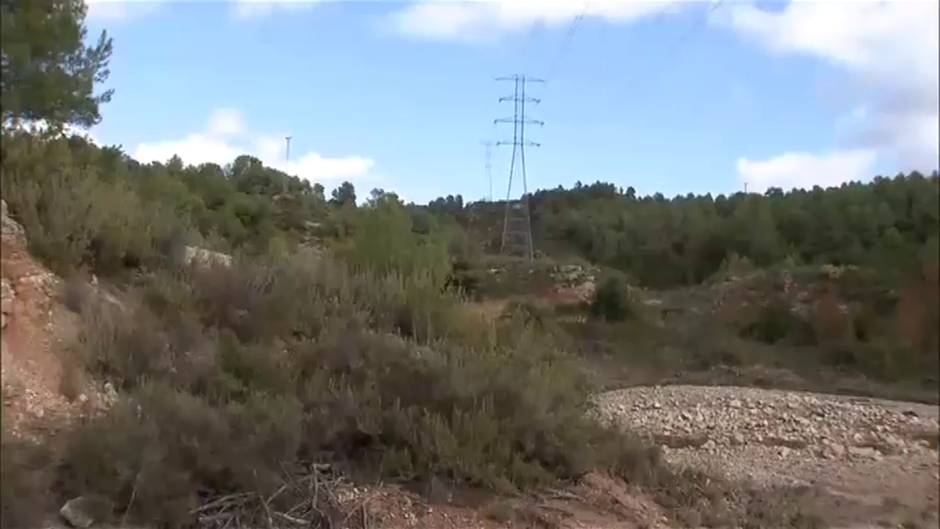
[81, 0, 940, 204]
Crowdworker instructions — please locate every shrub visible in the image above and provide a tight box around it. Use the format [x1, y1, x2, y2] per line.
[1, 134, 179, 275]
[590, 275, 632, 321]
[739, 298, 815, 345]
[1, 435, 54, 529]
[59, 247, 670, 519]
[61, 383, 303, 526]
[812, 288, 851, 343]
[77, 300, 170, 389]
[2, 138, 107, 273]
[60, 344, 88, 401]
[62, 273, 95, 313]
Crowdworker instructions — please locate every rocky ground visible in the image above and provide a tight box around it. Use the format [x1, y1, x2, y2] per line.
[595, 385, 940, 528]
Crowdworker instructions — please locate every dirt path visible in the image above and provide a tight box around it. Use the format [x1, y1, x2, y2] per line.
[594, 385, 940, 528]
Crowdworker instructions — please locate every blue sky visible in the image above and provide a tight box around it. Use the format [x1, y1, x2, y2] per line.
[82, 0, 939, 204]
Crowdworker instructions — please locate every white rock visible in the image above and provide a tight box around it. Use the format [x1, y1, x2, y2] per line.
[59, 496, 110, 528]
[848, 446, 882, 460]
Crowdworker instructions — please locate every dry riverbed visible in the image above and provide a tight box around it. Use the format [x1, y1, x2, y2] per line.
[594, 385, 940, 528]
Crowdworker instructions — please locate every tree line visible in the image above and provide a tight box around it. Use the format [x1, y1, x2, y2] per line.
[443, 176, 939, 287]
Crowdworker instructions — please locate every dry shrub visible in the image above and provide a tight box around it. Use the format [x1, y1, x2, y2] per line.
[0, 434, 55, 529]
[62, 383, 302, 526]
[643, 466, 824, 529]
[853, 305, 880, 342]
[813, 287, 851, 343]
[739, 298, 814, 346]
[62, 273, 95, 313]
[58, 251, 681, 520]
[897, 274, 939, 357]
[60, 345, 88, 401]
[78, 299, 172, 389]
[482, 498, 516, 523]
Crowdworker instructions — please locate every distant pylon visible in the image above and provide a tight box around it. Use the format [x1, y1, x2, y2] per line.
[481, 140, 494, 202]
[494, 74, 544, 260]
[283, 136, 292, 195]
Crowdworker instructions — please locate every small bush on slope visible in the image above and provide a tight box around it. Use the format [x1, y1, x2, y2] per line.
[1, 432, 55, 529]
[591, 274, 634, 322]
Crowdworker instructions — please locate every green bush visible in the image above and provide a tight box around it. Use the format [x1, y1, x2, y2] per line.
[1, 134, 181, 275]
[2, 136, 108, 273]
[740, 300, 815, 345]
[590, 275, 632, 321]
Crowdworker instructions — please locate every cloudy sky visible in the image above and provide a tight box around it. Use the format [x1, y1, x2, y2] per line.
[83, 0, 939, 203]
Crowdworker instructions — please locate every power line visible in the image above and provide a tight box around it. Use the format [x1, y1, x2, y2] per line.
[640, 0, 726, 93]
[666, 0, 725, 56]
[494, 74, 544, 260]
[543, 0, 590, 83]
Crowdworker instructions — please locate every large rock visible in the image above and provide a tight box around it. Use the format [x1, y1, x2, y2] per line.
[59, 495, 113, 528]
[1, 199, 25, 239]
[1, 278, 13, 329]
[183, 245, 232, 269]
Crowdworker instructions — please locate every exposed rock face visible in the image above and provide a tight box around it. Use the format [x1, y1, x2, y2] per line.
[1, 277, 13, 329]
[1, 198, 25, 239]
[550, 264, 598, 304]
[184, 245, 232, 269]
[1, 197, 110, 441]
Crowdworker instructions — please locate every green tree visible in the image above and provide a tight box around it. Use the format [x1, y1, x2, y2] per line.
[1, 0, 114, 131]
[331, 181, 356, 206]
[590, 275, 631, 321]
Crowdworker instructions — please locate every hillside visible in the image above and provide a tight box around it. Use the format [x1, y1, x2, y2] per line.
[2, 134, 938, 529]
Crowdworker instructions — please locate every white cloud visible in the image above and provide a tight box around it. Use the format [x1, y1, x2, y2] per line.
[736, 149, 878, 193]
[231, 0, 320, 20]
[722, 0, 939, 172]
[132, 109, 377, 185]
[389, 0, 688, 41]
[134, 134, 242, 168]
[86, 0, 320, 22]
[10, 120, 101, 144]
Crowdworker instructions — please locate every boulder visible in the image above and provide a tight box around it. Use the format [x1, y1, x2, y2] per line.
[183, 246, 232, 269]
[1, 278, 14, 329]
[60, 495, 113, 528]
[1, 199, 25, 238]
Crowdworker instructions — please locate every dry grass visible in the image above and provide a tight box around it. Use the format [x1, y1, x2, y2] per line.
[481, 498, 517, 523]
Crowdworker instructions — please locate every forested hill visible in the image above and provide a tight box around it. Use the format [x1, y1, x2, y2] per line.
[444, 174, 940, 287]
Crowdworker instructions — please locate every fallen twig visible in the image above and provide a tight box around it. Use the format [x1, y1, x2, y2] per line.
[273, 511, 309, 525]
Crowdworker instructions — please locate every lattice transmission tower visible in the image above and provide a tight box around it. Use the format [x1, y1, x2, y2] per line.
[494, 74, 543, 259]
